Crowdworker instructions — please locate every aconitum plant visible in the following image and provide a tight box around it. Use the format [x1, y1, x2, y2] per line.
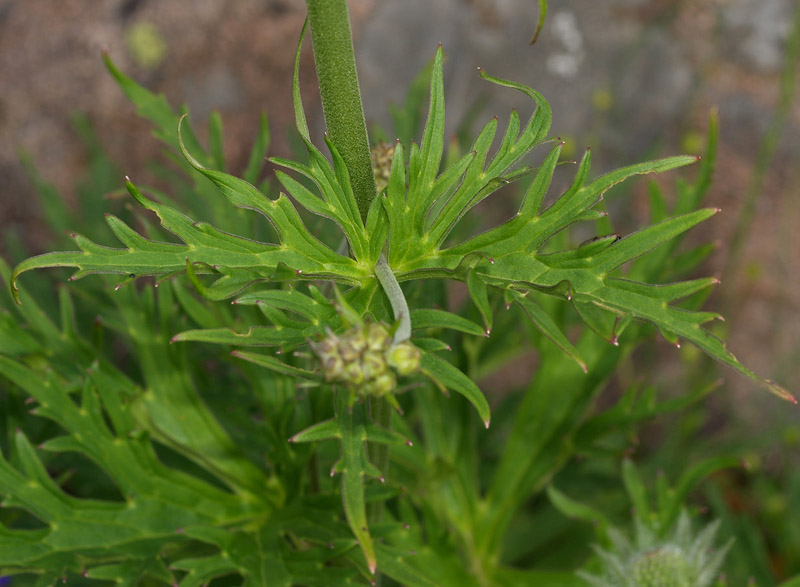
[1, 0, 791, 585]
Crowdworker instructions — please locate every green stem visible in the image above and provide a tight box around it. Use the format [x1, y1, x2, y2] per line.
[369, 256, 410, 526]
[374, 254, 411, 343]
[305, 0, 376, 222]
[305, 1, 396, 569]
[367, 395, 392, 525]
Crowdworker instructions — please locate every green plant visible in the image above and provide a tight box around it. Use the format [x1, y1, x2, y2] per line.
[549, 459, 734, 587]
[1, 1, 793, 585]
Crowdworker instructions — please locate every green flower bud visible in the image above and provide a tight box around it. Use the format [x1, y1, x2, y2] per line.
[339, 338, 362, 363]
[363, 372, 396, 397]
[371, 142, 395, 195]
[632, 547, 692, 587]
[578, 511, 731, 587]
[362, 350, 388, 380]
[344, 361, 366, 386]
[313, 335, 338, 355]
[366, 322, 390, 351]
[323, 355, 346, 381]
[385, 341, 421, 376]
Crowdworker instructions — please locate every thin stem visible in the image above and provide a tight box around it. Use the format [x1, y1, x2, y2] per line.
[305, 0, 376, 222]
[374, 254, 412, 343]
[305, 4, 399, 573]
[367, 395, 391, 525]
[370, 254, 411, 529]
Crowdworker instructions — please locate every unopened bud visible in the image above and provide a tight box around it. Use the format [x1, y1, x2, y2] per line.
[386, 341, 421, 376]
[366, 322, 390, 351]
[363, 372, 396, 397]
[344, 361, 366, 386]
[362, 350, 388, 380]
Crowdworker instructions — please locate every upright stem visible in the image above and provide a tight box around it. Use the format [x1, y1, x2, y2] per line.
[306, 0, 391, 533]
[305, 0, 377, 222]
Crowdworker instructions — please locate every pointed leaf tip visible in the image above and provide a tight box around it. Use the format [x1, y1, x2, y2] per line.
[767, 380, 797, 404]
[484, 420, 491, 429]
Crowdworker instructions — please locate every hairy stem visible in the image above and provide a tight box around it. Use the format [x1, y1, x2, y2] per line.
[305, 1, 396, 566]
[305, 0, 376, 222]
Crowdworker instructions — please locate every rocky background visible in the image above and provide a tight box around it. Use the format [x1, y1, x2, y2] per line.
[1, 0, 799, 445]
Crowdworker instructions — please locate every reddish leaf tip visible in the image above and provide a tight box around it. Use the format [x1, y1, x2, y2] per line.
[169, 335, 180, 344]
[484, 419, 490, 429]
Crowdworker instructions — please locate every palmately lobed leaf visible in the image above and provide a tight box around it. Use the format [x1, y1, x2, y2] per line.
[368, 46, 793, 402]
[11, 175, 368, 305]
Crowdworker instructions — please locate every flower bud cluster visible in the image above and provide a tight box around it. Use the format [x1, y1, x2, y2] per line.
[312, 321, 420, 396]
[631, 546, 693, 587]
[371, 142, 395, 195]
